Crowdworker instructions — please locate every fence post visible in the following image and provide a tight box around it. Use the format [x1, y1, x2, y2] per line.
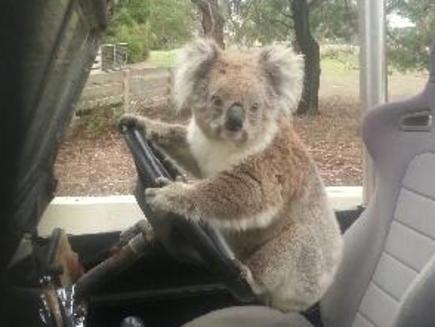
[91, 48, 102, 72]
[123, 69, 130, 113]
[167, 68, 173, 107]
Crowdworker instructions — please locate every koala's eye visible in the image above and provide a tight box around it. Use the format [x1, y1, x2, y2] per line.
[250, 103, 259, 112]
[211, 96, 223, 107]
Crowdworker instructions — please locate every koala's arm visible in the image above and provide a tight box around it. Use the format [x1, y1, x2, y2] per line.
[146, 165, 286, 230]
[120, 113, 200, 176]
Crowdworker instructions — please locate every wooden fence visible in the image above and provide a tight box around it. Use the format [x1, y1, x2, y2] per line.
[77, 67, 172, 114]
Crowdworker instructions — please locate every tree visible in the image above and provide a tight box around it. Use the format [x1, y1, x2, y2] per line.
[387, 0, 435, 72]
[225, 0, 328, 115]
[225, 0, 294, 46]
[192, 0, 226, 48]
[311, 0, 358, 43]
[291, 0, 324, 115]
[107, 0, 195, 62]
[148, 0, 195, 49]
[106, 0, 151, 62]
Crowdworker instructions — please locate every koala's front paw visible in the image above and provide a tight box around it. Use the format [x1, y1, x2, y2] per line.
[118, 113, 145, 132]
[234, 259, 267, 297]
[234, 259, 254, 284]
[145, 181, 197, 220]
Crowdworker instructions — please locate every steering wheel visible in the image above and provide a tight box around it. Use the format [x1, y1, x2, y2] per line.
[119, 123, 256, 303]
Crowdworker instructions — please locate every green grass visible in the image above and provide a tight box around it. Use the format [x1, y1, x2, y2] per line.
[146, 49, 179, 67]
[321, 57, 358, 76]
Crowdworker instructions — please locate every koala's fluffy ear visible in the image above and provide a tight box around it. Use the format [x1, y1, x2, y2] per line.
[172, 39, 221, 112]
[259, 45, 304, 114]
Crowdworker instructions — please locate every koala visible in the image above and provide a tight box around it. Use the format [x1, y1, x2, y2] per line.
[120, 39, 343, 312]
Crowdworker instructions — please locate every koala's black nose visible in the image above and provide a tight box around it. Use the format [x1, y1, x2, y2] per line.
[225, 104, 244, 132]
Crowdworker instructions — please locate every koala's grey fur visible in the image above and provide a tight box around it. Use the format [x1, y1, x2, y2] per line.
[120, 39, 343, 312]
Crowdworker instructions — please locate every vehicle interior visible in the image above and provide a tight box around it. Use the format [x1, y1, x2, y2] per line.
[1, 1, 435, 327]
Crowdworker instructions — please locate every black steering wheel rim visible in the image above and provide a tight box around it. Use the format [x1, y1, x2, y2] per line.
[119, 124, 256, 303]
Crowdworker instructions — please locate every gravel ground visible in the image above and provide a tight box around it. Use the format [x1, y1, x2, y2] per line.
[55, 95, 363, 196]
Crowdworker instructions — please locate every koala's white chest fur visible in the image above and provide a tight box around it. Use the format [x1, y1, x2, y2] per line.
[187, 119, 276, 178]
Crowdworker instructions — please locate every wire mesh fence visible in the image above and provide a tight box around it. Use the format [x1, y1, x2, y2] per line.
[114, 43, 128, 69]
[101, 43, 128, 72]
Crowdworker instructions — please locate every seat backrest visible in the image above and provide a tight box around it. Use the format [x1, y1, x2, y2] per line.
[320, 46, 435, 327]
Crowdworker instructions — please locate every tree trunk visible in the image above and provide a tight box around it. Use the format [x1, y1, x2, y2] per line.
[291, 0, 320, 115]
[192, 0, 225, 48]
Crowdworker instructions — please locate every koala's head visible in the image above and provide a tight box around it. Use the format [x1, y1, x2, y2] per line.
[172, 39, 304, 145]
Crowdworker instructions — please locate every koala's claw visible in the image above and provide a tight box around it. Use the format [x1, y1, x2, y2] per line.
[145, 186, 170, 212]
[145, 187, 156, 198]
[234, 259, 252, 282]
[234, 259, 267, 297]
[118, 113, 143, 132]
[155, 177, 172, 187]
[145, 182, 196, 221]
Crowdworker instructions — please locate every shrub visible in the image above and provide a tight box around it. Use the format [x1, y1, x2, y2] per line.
[107, 23, 150, 63]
